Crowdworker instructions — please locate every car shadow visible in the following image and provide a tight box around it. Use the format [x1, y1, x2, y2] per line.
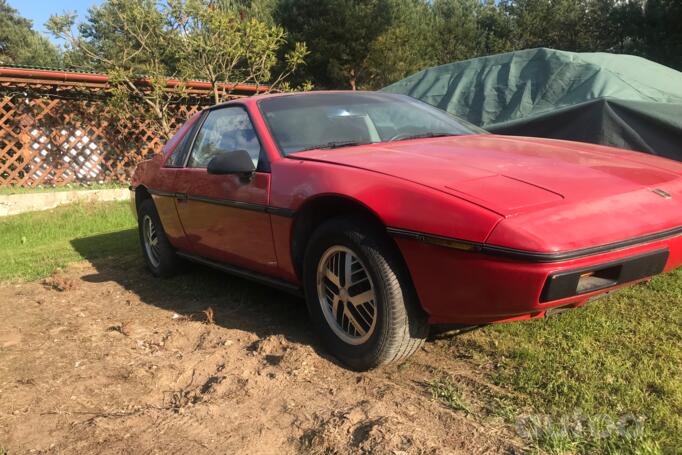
[70, 230, 342, 365]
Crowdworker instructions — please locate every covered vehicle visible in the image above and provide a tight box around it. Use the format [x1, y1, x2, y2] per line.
[130, 91, 682, 371]
[382, 48, 682, 161]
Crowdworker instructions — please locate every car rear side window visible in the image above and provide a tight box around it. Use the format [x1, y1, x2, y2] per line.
[187, 107, 262, 169]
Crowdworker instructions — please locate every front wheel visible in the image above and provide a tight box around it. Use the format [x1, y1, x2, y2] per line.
[303, 217, 428, 370]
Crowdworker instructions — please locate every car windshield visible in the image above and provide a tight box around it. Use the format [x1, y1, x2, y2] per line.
[258, 92, 486, 155]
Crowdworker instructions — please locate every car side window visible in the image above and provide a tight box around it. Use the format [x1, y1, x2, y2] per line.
[187, 107, 262, 169]
[165, 121, 195, 167]
[163, 113, 202, 168]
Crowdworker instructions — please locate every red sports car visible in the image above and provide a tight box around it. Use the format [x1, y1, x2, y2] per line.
[130, 91, 682, 370]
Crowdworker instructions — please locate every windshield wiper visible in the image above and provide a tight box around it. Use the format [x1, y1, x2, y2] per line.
[295, 140, 370, 153]
[390, 132, 457, 142]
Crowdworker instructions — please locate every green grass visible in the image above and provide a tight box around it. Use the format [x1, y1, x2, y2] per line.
[428, 376, 473, 414]
[0, 201, 137, 281]
[0, 182, 127, 195]
[459, 270, 682, 454]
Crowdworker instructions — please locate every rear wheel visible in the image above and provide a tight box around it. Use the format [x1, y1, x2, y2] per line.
[138, 199, 180, 277]
[303, 217, 428, 370]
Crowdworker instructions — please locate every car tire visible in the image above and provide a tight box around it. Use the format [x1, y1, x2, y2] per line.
[303, 216, 428, 370]
[137, 198, 180, 277]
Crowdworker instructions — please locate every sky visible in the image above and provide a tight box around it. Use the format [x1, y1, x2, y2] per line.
[9, 0, 103, 42]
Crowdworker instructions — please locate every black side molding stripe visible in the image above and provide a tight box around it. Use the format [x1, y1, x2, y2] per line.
[146, 189, 295, 217]
[187, 195, 295, 217]
[176, 251, 302, 296]
[188, 194, 269, 213]
[387, 225, 682, 263]
[148, 189, 177, 198]
[266, 206, 297, 217]
[386, 227, 482, 251]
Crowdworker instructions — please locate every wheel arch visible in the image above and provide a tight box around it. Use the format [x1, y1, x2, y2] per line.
[290, 194, 413, 288]
[134, 185, 152, 214]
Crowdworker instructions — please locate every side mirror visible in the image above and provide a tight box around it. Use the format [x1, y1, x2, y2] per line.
[207, 149, 256, 175]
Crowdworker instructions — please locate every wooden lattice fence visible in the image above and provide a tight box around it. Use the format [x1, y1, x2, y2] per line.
[0, 67, 263, 188]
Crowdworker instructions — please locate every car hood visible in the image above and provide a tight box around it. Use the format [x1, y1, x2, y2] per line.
[290, 134, 682, 217]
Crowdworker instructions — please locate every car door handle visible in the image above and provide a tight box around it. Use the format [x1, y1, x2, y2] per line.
[175, 192, 188, 202]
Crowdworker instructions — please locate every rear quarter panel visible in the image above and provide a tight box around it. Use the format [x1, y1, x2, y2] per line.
[131, 154, 190, 251]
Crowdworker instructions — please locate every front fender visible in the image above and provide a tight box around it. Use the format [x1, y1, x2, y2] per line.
[270, 159, 502, 244]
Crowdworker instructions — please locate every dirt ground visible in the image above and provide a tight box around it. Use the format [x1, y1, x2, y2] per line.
[0, 257, 521, 454]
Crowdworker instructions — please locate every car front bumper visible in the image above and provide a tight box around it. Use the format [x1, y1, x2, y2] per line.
[392, 230, 682, 325]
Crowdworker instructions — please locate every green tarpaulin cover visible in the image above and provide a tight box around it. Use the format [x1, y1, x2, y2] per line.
[382, 48, 682, 161]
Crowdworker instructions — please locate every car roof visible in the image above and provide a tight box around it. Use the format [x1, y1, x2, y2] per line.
[212, 90, 397, 109]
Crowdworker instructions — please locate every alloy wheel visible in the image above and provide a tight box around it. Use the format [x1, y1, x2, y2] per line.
[142, 214, 161, 268]
[316, 246, 378, 345]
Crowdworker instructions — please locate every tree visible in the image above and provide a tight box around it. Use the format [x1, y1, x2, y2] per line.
[48, 0, 182, 138]
[506, 0, 596, 52]
[477, 0, 514, 56]
[48, 0, 308, 138]
[276, 0, 391, 90]
[642, 0, 682, 71]
[431, 0, 487, 64]
[0, 0, 60, 66]
[364, 0, 437, 88]
[169, 0, 308, 104]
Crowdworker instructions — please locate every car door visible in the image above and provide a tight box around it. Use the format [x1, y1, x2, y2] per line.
[143, 112, 205, 253]
[173, 105, 278, 274]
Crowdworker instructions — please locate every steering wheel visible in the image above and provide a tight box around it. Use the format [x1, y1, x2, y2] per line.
[387, 131, 418, 142]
